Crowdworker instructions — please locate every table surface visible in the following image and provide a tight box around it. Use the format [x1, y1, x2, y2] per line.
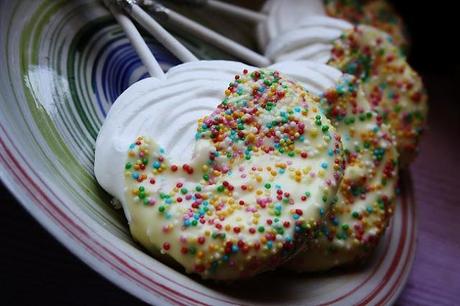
[1, 73, 459, 305]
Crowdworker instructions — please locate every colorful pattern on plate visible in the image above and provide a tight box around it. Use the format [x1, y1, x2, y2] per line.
[0, 0, 416, 304]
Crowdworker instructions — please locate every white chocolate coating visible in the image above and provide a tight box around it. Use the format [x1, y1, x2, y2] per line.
[285, 75, 399, 271]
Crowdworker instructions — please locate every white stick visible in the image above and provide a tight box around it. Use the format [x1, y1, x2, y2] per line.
[206, 0, 267, 23]
[128, 4, 199, 63]
[145, 5, 270, 66]
[106, 2, 165, 79]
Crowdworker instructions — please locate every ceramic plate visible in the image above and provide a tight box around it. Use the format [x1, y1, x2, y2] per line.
[0, 1, 416, 305]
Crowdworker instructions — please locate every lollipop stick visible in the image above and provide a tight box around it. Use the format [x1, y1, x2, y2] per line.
[127, 3, 199, 62]
[105, 1, 165, 78]
[206, 0, 267, 23]
[141, 2, 270, 66]
[168, 0, 267, 23]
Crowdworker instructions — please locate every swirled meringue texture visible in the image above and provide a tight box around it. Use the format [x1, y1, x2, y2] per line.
[257, 3, 427, 166]
[257, 0, 409, 53]
[95, 60, 346, 279]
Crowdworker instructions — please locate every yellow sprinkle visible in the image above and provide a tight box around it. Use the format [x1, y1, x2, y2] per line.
[310, 129, 318, 138]
[318, 169, 325, 178]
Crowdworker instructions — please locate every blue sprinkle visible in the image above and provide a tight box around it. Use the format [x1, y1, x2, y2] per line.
[153, 161, 161, 169]
[321, 162, 328, 169]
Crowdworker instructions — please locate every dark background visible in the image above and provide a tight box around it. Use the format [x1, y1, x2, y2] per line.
[1, 1, 458, 305]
